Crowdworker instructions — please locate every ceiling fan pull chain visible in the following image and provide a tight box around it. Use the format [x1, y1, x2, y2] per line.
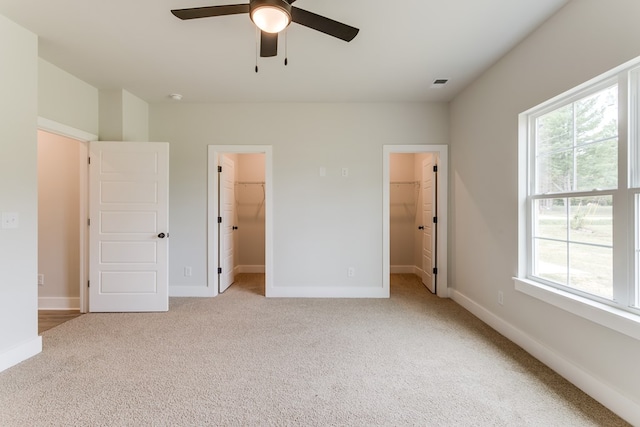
[284, 28, 288, 66]
[255, 27, 259, 73]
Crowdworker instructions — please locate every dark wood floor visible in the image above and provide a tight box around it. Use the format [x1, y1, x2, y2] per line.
[38, 310, 83, 334]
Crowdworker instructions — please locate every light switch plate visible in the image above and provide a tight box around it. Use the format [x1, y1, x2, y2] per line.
[1, 212, 19, 229]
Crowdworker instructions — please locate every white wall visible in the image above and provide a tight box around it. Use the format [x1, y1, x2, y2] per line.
[150, 103, 449, 292]
[99, 89, 149, 142]
[37, 131, 81, 309]
[0, 15, 41, 371]
[122, 90, 149, 142]
[449, 0, 640, 422]
[39, 59, 99, 136]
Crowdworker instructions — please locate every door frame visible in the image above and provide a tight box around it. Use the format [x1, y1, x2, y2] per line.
[383, 145, 448, 298]
[38, 117, 97, 313]
[207, 145, 273, 297]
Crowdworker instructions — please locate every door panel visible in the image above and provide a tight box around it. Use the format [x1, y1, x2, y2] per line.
[89, 141, 169, 312]
[219, 155, 236, 292]
[422, 157, 436, 293]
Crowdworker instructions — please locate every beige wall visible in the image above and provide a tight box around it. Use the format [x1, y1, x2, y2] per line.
[236, 153, 266, 268]
[390, 153, 416, 267]
[37, 131, 81, 308]
[449, 0, 640, 421]
[0, 14, 40, 370]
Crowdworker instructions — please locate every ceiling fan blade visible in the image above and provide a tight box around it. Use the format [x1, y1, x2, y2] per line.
[260, 32, 278, 57]
[171, 4, 249, 20]
[291, 7, 359, 42]
[285, 0, 297, 4]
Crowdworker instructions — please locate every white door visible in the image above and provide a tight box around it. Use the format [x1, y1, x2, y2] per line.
[219, 155, 236, 293]
[421, 157, 436, 293]
[89, 142, 169, 312]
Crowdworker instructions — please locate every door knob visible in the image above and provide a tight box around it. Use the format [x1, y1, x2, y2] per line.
[158, 233, 166, 238]
[232, 226, 238, 230]
[418, 226, 425, 230]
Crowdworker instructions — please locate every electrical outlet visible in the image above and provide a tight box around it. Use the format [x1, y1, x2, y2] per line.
[319, 167, 326, 177]
[38, 274, 44, 286]
[348, 267, 355, 277]
[184, 266, 192, 277]
[498, 291, 504, 306]
[1, 212, 19, 229]
[341, 168, 349, 177]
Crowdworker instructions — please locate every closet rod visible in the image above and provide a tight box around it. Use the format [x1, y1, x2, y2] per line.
[390, 181, 419, 185]
[235, 181, 265, 185]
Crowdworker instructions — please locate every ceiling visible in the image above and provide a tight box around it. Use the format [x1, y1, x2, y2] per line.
[0, 0, 569, 103]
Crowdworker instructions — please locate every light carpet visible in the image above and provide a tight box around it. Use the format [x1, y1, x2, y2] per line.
[0, 274, 629, 426]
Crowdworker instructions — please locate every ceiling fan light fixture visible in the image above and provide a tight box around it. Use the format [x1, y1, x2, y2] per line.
[250, 0, 292, 33]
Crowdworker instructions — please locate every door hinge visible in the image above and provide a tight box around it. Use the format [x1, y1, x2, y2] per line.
[433, 217, 437, 224]
[433, 165, 438, 172]
[218, 217, 222, 224]
[87, 218, 91, 226]
[217, 267, 222, 274]
[87, 280, 90, 288]
[218, 166, 222, 173]
[88, 157, 91, 165]
[433, 268, 438, 275]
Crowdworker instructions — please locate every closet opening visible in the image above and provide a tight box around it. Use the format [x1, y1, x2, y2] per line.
[208, 146, 273, 297]
[382, 145, 448, 298]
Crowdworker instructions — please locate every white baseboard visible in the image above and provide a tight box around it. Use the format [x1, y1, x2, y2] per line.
[169, 285, 215, 297]
[449, 289, 640, 426]
[267, 286, 388, 298]
[0, 336, 42, 373]
[38, 297, 80, 310]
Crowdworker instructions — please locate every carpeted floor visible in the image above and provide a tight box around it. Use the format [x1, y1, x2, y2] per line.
[0, 274, 629, 426]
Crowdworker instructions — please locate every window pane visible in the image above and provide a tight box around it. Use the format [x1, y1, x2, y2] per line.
[568, 196, 612, 246]
[575, 86, 618, 145]
[534, 198, 567, 240]
[534, 85, 618, 195]
[536, 104, 573, 155]
[568, 244, 613, 300]
[533, 239, 567, 286]
[575, 139, 617, 191]
[536, 151, 573, 194]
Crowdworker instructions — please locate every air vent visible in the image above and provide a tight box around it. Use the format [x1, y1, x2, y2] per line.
[433, 79, 449, 85]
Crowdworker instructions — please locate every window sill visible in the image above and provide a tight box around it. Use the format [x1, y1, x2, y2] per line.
[513, 277, 640, 341]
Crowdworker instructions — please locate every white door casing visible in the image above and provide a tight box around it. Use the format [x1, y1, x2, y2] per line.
[421, 157, 436, 293]
[208, 146, 273, 297]
[382, 144, 448, 298]
[89, 141, 169, 312]
[219, 155, 236, 293]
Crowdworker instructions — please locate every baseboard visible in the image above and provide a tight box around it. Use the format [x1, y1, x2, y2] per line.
[390, 265, 417, 274]
[236, 265, 265, 274]
[449, 289, 640, 426]
[0, 336, 42, 373]
[267, 286, 388, 298]
[169, 285, 215, 297]
[38, 297, 80, 310]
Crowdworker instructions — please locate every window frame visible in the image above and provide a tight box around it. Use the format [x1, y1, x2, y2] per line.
[516, 57, 640, 341]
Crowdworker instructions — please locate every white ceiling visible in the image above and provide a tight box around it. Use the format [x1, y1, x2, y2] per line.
[0, 0, 568, 103]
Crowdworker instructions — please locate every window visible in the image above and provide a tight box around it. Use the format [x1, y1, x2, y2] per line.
[518, 57, 640, 331]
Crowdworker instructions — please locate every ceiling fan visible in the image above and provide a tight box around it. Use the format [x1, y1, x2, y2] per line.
[171, 0, 359, 58]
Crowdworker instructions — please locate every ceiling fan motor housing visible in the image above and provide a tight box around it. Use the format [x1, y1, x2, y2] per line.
[250, 0, 292, 33]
